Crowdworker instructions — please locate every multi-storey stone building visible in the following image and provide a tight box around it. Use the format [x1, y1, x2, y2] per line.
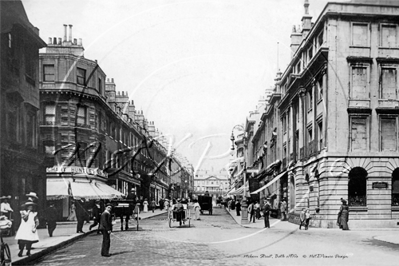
[39, 26, 193, 218]
[194, 169, 230, 199]
[0, 0, 47, 213]
[247, 0, 399, 228]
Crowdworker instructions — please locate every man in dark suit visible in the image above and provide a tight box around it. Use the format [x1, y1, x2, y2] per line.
[99, 203, 113, 257]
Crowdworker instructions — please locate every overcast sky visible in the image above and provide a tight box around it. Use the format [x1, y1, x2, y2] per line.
[22, 0, 346, 173]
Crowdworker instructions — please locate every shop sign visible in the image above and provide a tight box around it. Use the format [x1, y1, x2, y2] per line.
[46, 166, 108, 178]
[372, 182, 388, 189]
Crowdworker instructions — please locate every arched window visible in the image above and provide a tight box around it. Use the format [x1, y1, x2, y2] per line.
[348, 167, 368, 206]
[392, 168, 399, 206]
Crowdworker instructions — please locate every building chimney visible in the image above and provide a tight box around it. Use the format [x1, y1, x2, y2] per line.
[290, 25, 302, 58]
[63, 24, 67, 42]
[301, 0, 312, 39]
[48, 37, 52, 45]
[53, 37, 57, 45]
[74, 38, 77, 45]
[78, 38, 82, 46]
[69, 24, 73, 42]
[58, 38, 62, 45]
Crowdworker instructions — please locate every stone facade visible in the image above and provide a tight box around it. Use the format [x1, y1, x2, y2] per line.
[0, 0, 47, 214]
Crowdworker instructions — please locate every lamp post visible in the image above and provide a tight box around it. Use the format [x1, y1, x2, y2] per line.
[230, 125, 248, 224]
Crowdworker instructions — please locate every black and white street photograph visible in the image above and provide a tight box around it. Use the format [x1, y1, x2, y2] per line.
[1, 0, 399, 265]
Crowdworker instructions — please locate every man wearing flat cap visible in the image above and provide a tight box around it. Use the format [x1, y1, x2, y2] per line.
[99, 203, 113, 257]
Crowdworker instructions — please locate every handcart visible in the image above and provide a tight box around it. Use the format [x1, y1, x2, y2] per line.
[168, 205, 192, 228]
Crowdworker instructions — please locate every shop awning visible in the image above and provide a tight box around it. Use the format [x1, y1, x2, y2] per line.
[229, 185, 249, 195]
[47, 178, 124, 200]
[251, 170, 287, 194]
[47, 179, 70, 200]
[226, 187, 236, 196]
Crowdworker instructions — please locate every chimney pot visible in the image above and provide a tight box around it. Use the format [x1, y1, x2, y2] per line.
[78, 38, 82, 46]
[111, 78, 114, 83]
[58, 38, 62, 44]
[69, 24, 73, 42]
[63, 24, 67, 42]
[48, 37, 52, 44]
[53, 37, 57, 44]
[74, 38, 77, 45]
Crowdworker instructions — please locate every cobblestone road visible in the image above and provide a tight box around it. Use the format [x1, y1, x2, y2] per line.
[30, 208, 399, 266]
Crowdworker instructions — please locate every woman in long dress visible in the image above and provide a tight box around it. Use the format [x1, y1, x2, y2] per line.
[67, 202, 76, 221]
[15, 202, 39, 257]
[339, 200, 350, 230]
[193, 199, 201, 220]
[143, 199, 148, 212]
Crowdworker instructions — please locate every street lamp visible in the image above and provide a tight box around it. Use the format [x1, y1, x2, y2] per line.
[230, 124, 248, 224]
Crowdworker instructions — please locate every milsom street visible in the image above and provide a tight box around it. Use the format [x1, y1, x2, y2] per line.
[2, 0, 399, 266]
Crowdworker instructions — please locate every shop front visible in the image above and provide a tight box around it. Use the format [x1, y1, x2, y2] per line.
[46, 166, 124, 220]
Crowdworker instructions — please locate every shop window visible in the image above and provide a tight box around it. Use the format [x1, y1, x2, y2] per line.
[380, 117, 397, 151]
[348, 167, 367, 206]
[352, 23, 369, 47]
[43, 64, 55, 82]
[381, 24, 397, 48]
[380, 67, 397, 99]
[350, 116, 368, 151]
[77, 67, 86, 85]
[351, 65, 368, 100]
[392, 168, 399, 206]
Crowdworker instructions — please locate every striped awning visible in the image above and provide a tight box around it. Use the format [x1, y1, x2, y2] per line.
[251, 170, 287, 194]
[47, 178, 124, 200]
[229, 185, 249, 195]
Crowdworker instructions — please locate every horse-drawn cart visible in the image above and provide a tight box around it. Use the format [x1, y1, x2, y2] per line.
[198, 195, 213, 215]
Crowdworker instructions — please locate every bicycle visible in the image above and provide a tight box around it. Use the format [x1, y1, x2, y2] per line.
[0, 216, 12, 266]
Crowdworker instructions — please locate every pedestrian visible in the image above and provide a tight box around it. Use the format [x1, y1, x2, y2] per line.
[99, 203, 113, 257]
[25, 192, 39, 203]
[254, 201, 261, 219]
[143, 198, 148, 213]
[231, 199, 236, 210]
[15, 201, 39, 257]
[46, 203, 57, 237]
[336, 198, 344, 228]
[299, 208, 306, 230]
[150, 198, 156, 213]
[0, 195, 13, 218]
[67, 201, 76, 221]
[1, 195, 14, 235]
[235, 199, 241, 216]
[262, 199, 271, 228]
[89, 200, 101, 233]
[280, 200, 287, 221]
[159, 198, 164, 210]
[338, 199, 349, 230]
[305, 209, 311, 230]
[75, 199, 86, 233]
[248, 201, 255, 223]
[193, 199, 201, 220]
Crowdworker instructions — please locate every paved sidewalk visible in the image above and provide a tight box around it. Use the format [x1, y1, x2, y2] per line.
[3, 209, 167, 265]
[225, 207, 399, 245]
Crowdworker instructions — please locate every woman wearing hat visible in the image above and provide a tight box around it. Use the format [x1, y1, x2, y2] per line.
[338, 199, 350, 230]
[15, 201, 39, 257]
[25, 192, 38, 202]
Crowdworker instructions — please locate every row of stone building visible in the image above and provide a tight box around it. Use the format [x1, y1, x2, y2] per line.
[229, 0, 399, 228]
[0, 0, 194, 220]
